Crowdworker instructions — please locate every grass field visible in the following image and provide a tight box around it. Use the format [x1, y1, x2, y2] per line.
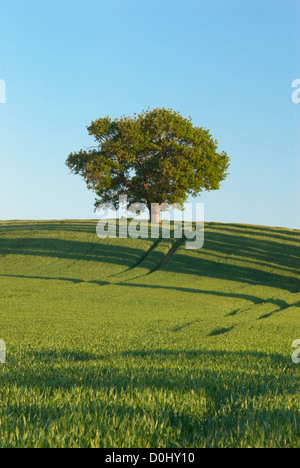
[0, 220, 299, 448]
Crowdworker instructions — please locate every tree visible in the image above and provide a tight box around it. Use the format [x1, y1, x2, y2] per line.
[66, 108, 230, 222]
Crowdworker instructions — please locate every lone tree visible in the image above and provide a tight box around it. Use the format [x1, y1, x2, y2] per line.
[66, 108, 230, 222]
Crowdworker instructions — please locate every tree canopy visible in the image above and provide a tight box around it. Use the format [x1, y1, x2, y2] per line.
[66, 108, 230, 218]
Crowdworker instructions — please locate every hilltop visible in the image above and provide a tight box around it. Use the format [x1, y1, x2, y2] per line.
[0, 221, 299, 447]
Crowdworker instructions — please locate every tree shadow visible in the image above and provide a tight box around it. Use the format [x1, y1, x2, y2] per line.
[170, 319, 202, 332]
[0, 238, 149, 268]
[2, 348, 297, 393]
[0, 223, 299, 296]
[1, 348, 298, 447]
[163, 228, 300, 293]
[209, 223, 300, 241]
[0, 221, 99, 234]
[0, 272, 113, 286]
[258, 300, 300, 320]
[32, 349, 105, 362]
[116, 282, 294, 316]
[208, 326, 235, 336]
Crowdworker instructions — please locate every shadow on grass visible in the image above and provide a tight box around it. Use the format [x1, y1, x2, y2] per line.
[0, 238, 149, 268]
[258, 300, 300, 320]
[31, 350, 106, 362]
[2, 348, 297, 393]
[116, 282, 297, 318]
[0, 222, 299, 294]
[0, 221, 99, 234]
[209, 222, 300, 242]
[208, 326, 235, 337]
[170, 319, 202, 332]
[1, 348, 298, 447]
[0, 273, 111, 286]
[161, 225, 300, 293]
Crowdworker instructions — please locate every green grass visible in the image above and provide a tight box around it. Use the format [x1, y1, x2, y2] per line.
[0, 220, 299, 448]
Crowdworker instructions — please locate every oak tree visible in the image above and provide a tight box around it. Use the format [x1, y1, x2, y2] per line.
[66, 108, 230, 222]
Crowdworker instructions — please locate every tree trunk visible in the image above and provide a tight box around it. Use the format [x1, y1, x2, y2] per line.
[151, 204, 161, 223]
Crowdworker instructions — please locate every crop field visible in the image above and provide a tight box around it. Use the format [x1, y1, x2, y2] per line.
[0, 220, 299, 448]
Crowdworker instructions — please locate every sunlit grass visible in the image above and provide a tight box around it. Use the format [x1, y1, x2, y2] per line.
[0, 220, 299, 447]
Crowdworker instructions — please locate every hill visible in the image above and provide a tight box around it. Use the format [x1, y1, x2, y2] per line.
[0, 220, 299, 447]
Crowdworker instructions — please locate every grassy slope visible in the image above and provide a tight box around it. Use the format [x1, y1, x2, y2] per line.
[0, 220, 299, 448]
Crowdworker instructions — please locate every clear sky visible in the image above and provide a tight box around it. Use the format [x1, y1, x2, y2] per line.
[0, 0, 299, 228]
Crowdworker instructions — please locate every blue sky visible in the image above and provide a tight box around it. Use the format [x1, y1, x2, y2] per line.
[0, 0, 299, 228]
